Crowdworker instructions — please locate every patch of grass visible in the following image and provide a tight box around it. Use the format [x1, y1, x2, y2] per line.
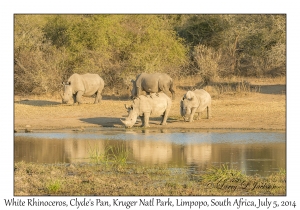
[88, 143, 108, 165]
[108, 144, 130, 169]
[14, 162, 286, 196]
[175, 76, 286, 98]
[199, 165, 286, 195]
[46, 180, 62, 193]
[87, 142, 130, 170]
[201, 164, 247, 182]
[215, 81, 258, 95]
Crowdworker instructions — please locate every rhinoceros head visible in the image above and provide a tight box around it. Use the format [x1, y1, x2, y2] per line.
[120, 103, 139, 128]
[61, 81, 73, 104]
[180, 97, 192, 122]
[180, 91, 197, 122]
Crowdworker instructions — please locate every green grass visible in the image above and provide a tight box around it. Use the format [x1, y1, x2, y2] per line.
[201, 164, 247, 182]
[87, 143, 130, 170]
[46, 180, 62, 193]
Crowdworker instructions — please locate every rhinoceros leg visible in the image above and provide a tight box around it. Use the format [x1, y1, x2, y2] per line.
[195, 112, 201, 120]
[140, 115, 145, 127]
[159, 80, 175, 100]
[159, 85, 170, 99]
[169, 86, 175, 100]
[207, 105, 211, 119]
[136, 87, 141, 98]
[72, 94, 76, 104]
[189, 108, 197, 122]
[143, 112, 150, 128]
[76, 91, 84, 104]
[161, 111, 169, 125]
[94, 89, 102, 104]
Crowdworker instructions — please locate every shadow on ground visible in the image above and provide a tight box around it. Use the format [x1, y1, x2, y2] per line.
[80, 117, 124, 127]
[80, 116, 179, 127]
[14, 100, 61, 107]
[14, 93, 131, 107]
[258, 85, 286, 95]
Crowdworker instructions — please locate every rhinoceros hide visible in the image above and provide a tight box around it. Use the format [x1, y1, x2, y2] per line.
[131, 73, 175, 100]
[121, 93, 172, 128]
[180, 89, 211, 122]
[61, 73, 104, 104]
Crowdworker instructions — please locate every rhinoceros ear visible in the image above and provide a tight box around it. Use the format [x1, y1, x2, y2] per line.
[124, 104, 133, 110]
[62, 81, 71, 85]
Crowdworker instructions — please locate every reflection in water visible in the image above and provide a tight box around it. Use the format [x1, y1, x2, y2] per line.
[131, 140, 173, 164]
[14, 129, 285, 177]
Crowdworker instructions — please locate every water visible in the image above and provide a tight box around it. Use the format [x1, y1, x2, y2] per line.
[14, 128, 286, 177]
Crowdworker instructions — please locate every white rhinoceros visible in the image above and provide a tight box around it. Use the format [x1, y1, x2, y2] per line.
[120, 93, 172, 128]
[131, 73, 175, 100]
[180, 89, 211, 122]
[61, 73, 104, 104]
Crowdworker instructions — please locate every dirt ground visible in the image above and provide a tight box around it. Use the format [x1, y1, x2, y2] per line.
[14, 78, 286, 132]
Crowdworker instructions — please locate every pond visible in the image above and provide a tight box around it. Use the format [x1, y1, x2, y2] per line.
[14, 128, 286, 177]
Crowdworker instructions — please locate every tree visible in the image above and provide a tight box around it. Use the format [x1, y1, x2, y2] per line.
[43, 15, 189, 88]
[14, 15, 65, 94]
[174, 14, 286, 78]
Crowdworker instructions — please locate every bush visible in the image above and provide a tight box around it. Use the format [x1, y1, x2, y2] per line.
[42, 15, 188, 89]
[192, 44, 221, 84]
[14, 14, 286, 95]
[14, 15, 67, 94]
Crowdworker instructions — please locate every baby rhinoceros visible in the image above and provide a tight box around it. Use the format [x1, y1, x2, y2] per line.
[120, 93, 172, 128]
[180, 89, 211, 122]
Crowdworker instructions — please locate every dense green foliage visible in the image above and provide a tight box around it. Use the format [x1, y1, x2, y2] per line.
[14, 14, 285, 94]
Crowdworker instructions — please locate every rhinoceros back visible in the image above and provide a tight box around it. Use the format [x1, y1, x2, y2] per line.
[69, 73, 103, 96]
[139, 73, 160, 93]
[193, 89, 211, 112]
[138, 93, 171, 116]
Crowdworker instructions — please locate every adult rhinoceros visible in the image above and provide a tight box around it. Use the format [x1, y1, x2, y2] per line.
[131, 73, 175, 100]
[120, 93, 172, 128]
[61, 73, 104, 104]
[180, 89, 211, 122]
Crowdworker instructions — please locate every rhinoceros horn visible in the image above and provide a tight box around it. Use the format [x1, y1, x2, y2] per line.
[120, 119, 129, 127]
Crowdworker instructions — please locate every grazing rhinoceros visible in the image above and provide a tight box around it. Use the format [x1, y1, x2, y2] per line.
[180, 89, 211, 122]
[131, 73, 175, 100]
[61, 73, 104, 104]
[120, 93, 172, 128]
